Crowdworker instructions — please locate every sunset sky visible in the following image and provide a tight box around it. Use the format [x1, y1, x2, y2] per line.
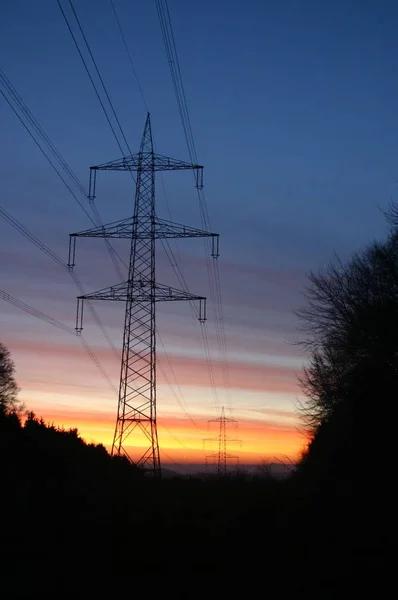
[1, 0, 398, 472]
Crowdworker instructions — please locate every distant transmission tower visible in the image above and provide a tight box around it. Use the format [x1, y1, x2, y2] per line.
[68, 114, 219, 477]
[206, 406, 239, 476]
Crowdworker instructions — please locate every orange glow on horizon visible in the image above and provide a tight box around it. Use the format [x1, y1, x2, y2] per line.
[30, 407, 307, 466]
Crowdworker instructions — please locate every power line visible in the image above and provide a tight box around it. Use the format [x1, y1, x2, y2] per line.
[66, 0, 133, 155]
[0, 71, 120, 398]
[0, 205, 68, 270]
[0, 288, 74, 335]
[0, 86, 94, 224]
[155, 0, 231, 410]
[0, 288, 117, 394]
[158, 236, 219, 407]
[0, 68, 88, 199]
[154, 0, 197, 163]
[79, 334, 117, 394]
[0, 67, 128, 281]
[157, 330, 198, 427]
[56, 0, 127, 157]
[57, 2, 139, 279]
[109, 0, 149, 112]
[0, 205, 119, 359]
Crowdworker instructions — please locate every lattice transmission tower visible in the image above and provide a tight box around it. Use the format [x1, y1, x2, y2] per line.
[68, 114, 219, 477]
[206, 406, 239, 477]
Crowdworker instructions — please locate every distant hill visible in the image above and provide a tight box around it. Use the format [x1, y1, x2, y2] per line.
[160, 462, 295, 479]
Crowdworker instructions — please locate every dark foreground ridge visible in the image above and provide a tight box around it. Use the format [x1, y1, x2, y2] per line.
[0, 406, 389, 596]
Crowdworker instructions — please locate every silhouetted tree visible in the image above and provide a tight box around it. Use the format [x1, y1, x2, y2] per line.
[298, 214, 398, 426]
[296, 205, 398, 501]
[0, 341, 22, 414]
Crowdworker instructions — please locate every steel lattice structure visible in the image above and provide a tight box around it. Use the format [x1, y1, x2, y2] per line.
[206, 406, 239, 477]
[69, 114, 219, 477]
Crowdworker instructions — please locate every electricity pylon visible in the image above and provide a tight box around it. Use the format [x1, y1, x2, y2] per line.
[68, 113, 219, 477]
[206, 406, 239, 477]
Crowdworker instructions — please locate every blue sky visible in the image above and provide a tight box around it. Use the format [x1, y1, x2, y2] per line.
[1, 0, 397, 465]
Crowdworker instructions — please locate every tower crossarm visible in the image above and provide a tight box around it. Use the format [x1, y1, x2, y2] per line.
[88, 152, 203, 202]
[92, 152, 202, 173]
[208, 417, 238, 425]
[206, 453, 239, 460]
[68, 218, 219, 268]
[75, 280, 207, 332]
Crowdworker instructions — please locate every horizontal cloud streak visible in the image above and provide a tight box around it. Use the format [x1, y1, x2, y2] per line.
[9, 337, 302, 395]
